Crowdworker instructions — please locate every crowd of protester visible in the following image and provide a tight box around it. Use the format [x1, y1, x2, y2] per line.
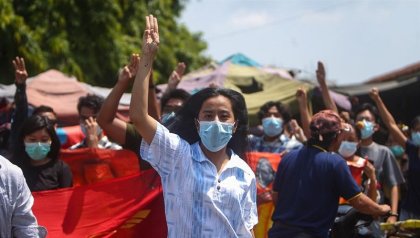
[0, 14, 419, 238]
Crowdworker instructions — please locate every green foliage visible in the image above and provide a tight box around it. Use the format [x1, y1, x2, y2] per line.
[0, 0, 210, 87]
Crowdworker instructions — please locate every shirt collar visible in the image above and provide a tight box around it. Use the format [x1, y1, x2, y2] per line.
[192, 142, 243, 170]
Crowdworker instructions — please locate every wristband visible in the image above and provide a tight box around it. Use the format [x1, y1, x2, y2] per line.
[387, 211, 398, 217]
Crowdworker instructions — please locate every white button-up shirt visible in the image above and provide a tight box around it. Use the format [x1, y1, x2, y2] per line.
[141, 123, 258, 238]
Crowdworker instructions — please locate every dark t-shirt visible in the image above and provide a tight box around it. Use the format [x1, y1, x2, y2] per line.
[124, 123, 152, 170]
[271, 146, 361, 238]
[401, 140, 420, 215]
[20, 159, 73, 192]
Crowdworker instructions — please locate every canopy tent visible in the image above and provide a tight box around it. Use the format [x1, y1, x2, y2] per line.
[332, 76, 420, 124]
[0, 70, 129, 126]
[157, 53, 351, 125]
[157, 60, 313, 125]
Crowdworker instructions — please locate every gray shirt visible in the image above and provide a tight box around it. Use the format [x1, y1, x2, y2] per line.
[359, 142, 405, 200]
[0, 155, 47, 237]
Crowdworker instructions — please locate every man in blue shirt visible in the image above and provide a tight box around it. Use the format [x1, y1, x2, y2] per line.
[269, 110, 391, 238]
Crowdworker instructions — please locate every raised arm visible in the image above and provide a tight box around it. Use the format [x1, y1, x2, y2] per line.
[163, 62, 186, 95]
[97, 54, 140, 144]
[129, 15, 159, 144]
[296, 88, 311, 138]
[316, 61, 338, 113]
[369, 88, 407, 147]
[10, 57, 29, 151]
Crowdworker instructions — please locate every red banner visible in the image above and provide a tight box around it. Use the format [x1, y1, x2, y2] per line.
[32, 148, 167, 237]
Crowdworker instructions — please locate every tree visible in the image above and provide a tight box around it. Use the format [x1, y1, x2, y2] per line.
[0, 0, 210, 87]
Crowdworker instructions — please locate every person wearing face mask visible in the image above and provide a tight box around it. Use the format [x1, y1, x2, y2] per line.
[129, 15, 257, 237]
[159, 89, 190, 125]
[70, 94, 121, 150]
[370, 87, 420, 220]
[269, 110, 390, 238]
[354, 103, 404, 225]
[336, 124, 378, 203]
[11, 115, 72, 191]
[249, 101, 304, 154]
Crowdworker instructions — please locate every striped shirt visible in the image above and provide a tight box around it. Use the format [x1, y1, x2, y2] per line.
[69, 136, 122, 150]
[140, 123, 258, 238]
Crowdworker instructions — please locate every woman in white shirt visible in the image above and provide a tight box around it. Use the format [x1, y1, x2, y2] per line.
[129, 15, 258, 238]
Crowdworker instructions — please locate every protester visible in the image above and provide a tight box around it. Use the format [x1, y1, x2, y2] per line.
[0, 154, 47, 237]
[8, 57, 63, 154]
[159, 88, 190, 124]
[11, 115, 72, 191]
[370, 88, 420, 220]
[9, 57, 30, 153]
[354, 103, 404, 223]
[268, 110, 391, 238]
[336, 123, 378, 202]
[129, 15, 257, 237]
[248, 101, 304, 153]
[96, 55, 189, 170]
[70, 94, 121, 150]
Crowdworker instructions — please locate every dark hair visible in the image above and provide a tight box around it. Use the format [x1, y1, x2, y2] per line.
[15, 115, 60, 165]
[354, 103, 380, 123]
[411, 116, 420, 130]
[168, 88, 249, 160]
[257, 101, 291, 123]
[160, 89, 191, 111]
[32, 105, 57, 117]
[77, 94, 104, 114]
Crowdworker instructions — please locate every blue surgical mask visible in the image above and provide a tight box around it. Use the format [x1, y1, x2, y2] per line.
[360, 120, 375, 139]
[161, 112, 176, 125]
[389, 145, 405, 157]
[412, 131, 420, 146]
[198, 120, 234, 152]
[25, 142, 51, 161]
[262, 117, 283, 137]
[80, 124, 103, 137]
[338, 141, 358, 158]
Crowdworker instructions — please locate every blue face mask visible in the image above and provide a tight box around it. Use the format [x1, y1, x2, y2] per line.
[262, 117, 283, 137]
[389, 145, 405, 157]
[412, 131, 420, 146]
[198, 120, 234, 152]
[161, 111, 176, 125]
[25, 142, 51, 161]
[338, 140, 358, 158]
[359, 120, 375, 139]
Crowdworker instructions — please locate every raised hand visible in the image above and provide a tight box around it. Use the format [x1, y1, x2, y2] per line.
[119, 53, 140, 83]
[84, 117, 100, 148]
[142, 15, 159, 57]
[369, 88, 380, 102]
[167, 62, 186, 91]
[316, 61, 326, 85]
[12, 57, 28, 85]
[363, 160, 376, 180]
[289, 119, 307, 143]
[295, 88, 307, 103]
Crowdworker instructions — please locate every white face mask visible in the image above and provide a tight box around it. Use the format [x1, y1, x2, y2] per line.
[80, 124, 102, 137]
[338, 140, 358, 158]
